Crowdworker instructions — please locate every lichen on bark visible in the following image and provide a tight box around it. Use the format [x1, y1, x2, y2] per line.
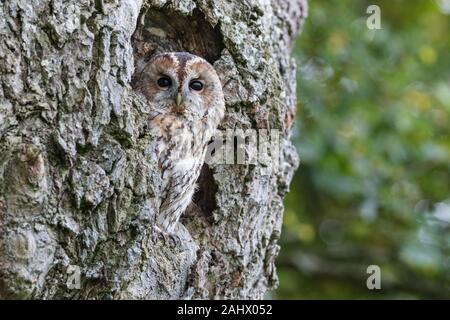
[0, 0, 307, 299]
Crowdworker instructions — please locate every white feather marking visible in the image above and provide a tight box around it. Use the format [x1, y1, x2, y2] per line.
[173, 156, 196, 173]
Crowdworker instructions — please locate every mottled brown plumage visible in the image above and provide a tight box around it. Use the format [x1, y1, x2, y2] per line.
[133, 52, 225, 232]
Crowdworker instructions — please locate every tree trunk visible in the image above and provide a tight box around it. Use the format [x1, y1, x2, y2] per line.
[0, 0, 306, 299]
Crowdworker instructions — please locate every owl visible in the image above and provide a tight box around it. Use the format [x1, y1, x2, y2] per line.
[133, 52, 225, 233]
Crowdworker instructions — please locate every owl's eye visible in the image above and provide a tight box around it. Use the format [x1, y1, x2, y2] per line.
[157, 76, 172, 88]
[189, 80, 204, 91]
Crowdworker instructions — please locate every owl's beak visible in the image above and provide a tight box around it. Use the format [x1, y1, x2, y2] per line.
[175, 93, 183, 107]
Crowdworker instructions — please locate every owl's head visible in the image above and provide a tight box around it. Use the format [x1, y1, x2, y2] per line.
[134, 52, 224, 122]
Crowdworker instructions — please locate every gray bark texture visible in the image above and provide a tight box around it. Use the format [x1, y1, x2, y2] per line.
[0, 0, 306, 299]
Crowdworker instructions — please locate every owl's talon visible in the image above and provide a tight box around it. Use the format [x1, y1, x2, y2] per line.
[151, 225, 162, 243]
[152, 225, 182, 247]
[167, 232, 182, 247]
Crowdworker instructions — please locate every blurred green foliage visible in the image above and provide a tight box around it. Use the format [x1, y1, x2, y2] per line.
[277, 0, 450, 299]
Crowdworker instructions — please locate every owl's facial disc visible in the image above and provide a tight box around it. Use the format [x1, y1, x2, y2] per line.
[137, 51, 223, 120]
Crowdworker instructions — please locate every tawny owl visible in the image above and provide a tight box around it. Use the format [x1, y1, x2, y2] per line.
[133, 52, 225, 233]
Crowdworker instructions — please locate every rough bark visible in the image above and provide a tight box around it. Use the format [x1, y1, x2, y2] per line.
[0, 0, 306, 299]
